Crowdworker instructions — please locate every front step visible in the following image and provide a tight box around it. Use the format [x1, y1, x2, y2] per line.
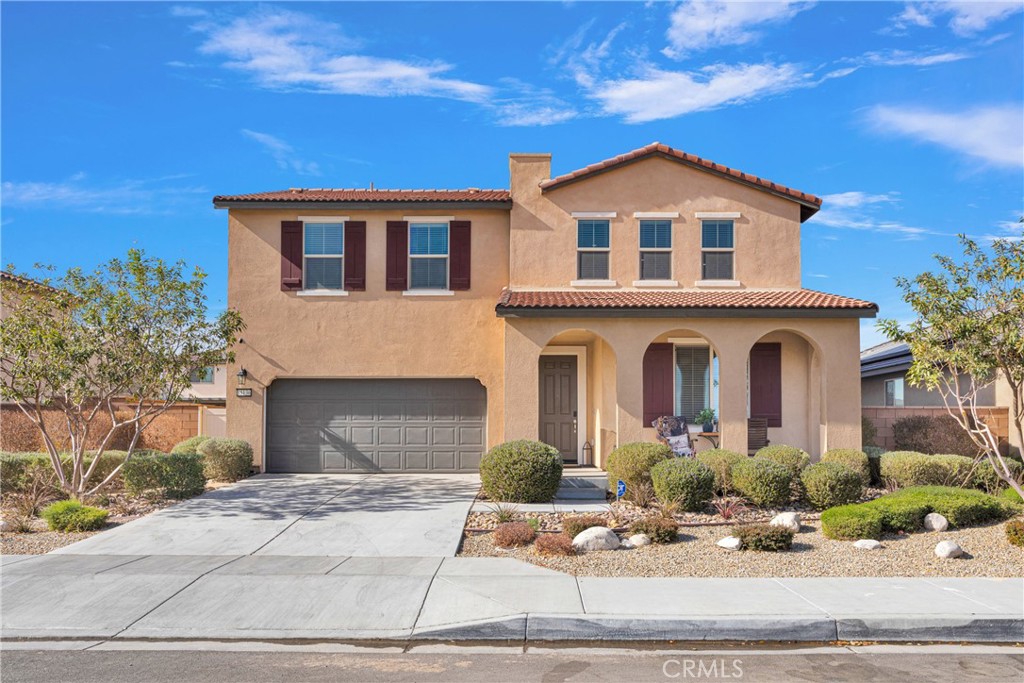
[556, 475, 609, 500]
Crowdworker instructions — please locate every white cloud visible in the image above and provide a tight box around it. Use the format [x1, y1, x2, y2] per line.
[859, 49, 970, 67]
[868, 104, 1024, 168]
[241, 130, 321, 176]
[891, 2, 1023, 36]
[977, 215, 1024, 243]
[811, 191, 938, 240]
[170, 5, 209, 19]
[664, 1, 814, 57]
[490, 79, 577, 127]
[1, 174, 207, 214]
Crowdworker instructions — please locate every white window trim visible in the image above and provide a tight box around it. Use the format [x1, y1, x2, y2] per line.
[638, 218, 673, 282]
[695, 211, 741, 219]
[539, 345, 588, 464]
[571, 211, 616, 219]
[634, 211, 679, 219]
[633, 279, 678, 288]
[670, 340, 718, 430]
[699, 219, 736, 283]
[302, 220, 345, 292]
[571, 279, 617, 288]
[407, 221, 451, 292]
[403, 215, 455, 222]
[695, 279, 741, 288]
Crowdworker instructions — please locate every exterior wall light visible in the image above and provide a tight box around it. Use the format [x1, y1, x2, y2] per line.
[236, 368, 248, 387]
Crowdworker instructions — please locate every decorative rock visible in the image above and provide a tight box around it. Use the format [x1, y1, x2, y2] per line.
[770, 512, 801, 533]
[628, 534, 651, 547]
[0, 519, 7, 532]
[572, 526, 621, 552]
[854, 539, 882, 550]
[924, 513, 949, 532]
[934, 540, 964, 559]
[717, 536, 742, 551]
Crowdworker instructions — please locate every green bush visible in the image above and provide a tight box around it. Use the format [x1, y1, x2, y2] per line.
[695, 449, 745, 493]
[171, 435, 211, 455]
[122, 453, 207, 499]
[1002, 487, 1023, 504]
[197, 438, 253, 482]
[754, 445, 810, 475]
[605, 442, 672, 502]
[0, 452, 50, 494]
[821, 449, 871, 487]
[629, 516, 679, 544]
[40, 500, 108, 532]
[479, 440, 562, 503]
[801, 462, 864, 510]
[929, 454, 979, 488]
[861, 416, 878, 447]
[821, 504, 884, 540]
[864, 447, 885, 486]
[880, 451, 947, 488]
[892, 415, 979, 456]
[973, 459, 1024, 494]
[731, 459, 793, 507]
[650, 458, 715, 511]
[1006, 520, 1024, 548]
[562, 514, 607, 539]
[734, 523, 794, 551]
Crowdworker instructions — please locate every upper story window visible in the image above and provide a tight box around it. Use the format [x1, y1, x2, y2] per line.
[639, 220, 672, 280]
[577, 219, 610, 280]
[701, 220, 734, 281]
[189, 367, 215, 384]
[884, 377, 904, 407]
[409, 222, 449, 289]
[304, 223, 344, 290]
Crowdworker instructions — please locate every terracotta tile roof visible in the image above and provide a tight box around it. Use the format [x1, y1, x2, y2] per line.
[0, 271, 58, 291]
[213, 188, 511, 204]
[539, 142, 822, 219]
[496, 288, 877, 316]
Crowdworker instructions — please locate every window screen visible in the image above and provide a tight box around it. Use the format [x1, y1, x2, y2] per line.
[640, 252, 671, 280]
[409, 223, 449, 289]
[674, 346, 711, 422]
[578, 252, 609, 280]
[702, 252, 734, 280]
[303, 222, 344, 290]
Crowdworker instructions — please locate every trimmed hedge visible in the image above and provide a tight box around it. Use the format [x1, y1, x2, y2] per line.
[197, 438, 253, 482]
[695, 449, 745, 494]
[650, 458, 715, 511]
[731, 459, 792, 507]
[754, 445, 810, 475]
[0, 450, 159, 494]
[821, 486, 1015, 540]
[801, 461, 864, 510]
[974, 458, 1024, 494]
[821, 449, 871, 487]
[605, 442, 672, 502]
[40, 500, 108, 532]
[171, 435, 211, 455]
[1002, 487, 1023, 504]
[479, 440, 562, 503]
[880, 451, 947, 488]
[734, 523, 794, 551]
[892, 415, 979, 456]
[121, 452, 207, 499]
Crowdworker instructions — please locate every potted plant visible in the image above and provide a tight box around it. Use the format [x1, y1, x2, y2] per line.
[695, 408, 717, 434]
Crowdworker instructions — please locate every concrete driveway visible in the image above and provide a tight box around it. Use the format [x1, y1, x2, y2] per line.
[52, 474, 480, 557]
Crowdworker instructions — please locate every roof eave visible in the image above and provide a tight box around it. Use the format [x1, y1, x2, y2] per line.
[496, 305, 878, 319]
[213, 199, 513, 211]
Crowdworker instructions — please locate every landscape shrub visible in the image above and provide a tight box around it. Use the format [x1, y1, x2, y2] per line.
[863, 447, 885, 485]
[695, 449, 745, 494]
[650, 458, 715, 511]
[861, 416, 878, 448]
[122, 453, 206, 499]
[974, 459, 1024, 494]
[40, 500, 109, 532]
[880, 451, 947, 488]
[820, 449, 871, 487]
[534, 533, 575, 556]
[892, 415, 979, 457]
[605, 442, 672, 503]
[479, 440, 562, 503]
[493, 521, 536, 548]
[629, 516, 679, 544]
[562, 514, 608, 539]
[526, 517, 540, 532]
[801, 462, 864, 510]
[1005, 520, 1024, 548]
[0, 452, 50, 494]
[1001, 487, 1023, 504]
[754, 445, 810, 475]
[821, 505, 884, 540]
[171, 435, 211, 455]
[731, 459, 792, 508]
[197, 438, 253, 482]
[929, 454, 980, 488]
[733, 523, 794, 551]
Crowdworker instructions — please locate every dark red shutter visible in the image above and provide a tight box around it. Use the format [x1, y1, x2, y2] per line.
[385, 221, 408, 291]
[344, 221, 366, 291]
[449, 220, 471, 290]
[643, 343, 675, 426]
[750, 342, 782, 428]
[280, 221, 303, 291]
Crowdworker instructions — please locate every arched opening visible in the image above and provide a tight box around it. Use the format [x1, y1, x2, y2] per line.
[539, 329, 617, 468]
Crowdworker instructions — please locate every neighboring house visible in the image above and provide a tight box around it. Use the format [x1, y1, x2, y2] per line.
[215, 142, 877, 474]
[861, 340, 1019, 455]
[182, 364, 228, 438]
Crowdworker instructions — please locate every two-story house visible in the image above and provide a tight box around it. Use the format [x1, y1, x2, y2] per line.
[215, 142, 877, 473]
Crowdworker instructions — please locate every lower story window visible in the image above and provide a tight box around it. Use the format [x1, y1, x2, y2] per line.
[674, 345, 719, 422]
[884, 378, 904, 407]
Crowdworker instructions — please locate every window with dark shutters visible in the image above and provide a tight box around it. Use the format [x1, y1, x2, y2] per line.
[343, 221, 366, 291]
[750, 342, 782, 428]
[385, 221, 409, 290]
[643, 343, 675, 426]
[449, 220, 471, 290]
[280, 220, 303, 291]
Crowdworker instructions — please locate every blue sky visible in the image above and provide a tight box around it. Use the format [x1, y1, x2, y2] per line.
[2, 1, 1022, 348]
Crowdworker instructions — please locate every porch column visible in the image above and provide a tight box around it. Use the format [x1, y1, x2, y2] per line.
[615, 351, 645, 446]
[503, 323, 543, 442]
[717, 348, 749, 454]
[822, 325, 862, 450]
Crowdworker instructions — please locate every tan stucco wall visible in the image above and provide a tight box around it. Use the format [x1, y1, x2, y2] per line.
[509, 155, 803, 289]
[226, 208, 510, 468]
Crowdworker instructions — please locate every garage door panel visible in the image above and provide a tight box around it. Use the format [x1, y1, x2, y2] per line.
[266, 379, 486, 473]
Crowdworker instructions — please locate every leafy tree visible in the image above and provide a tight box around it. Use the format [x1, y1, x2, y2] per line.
[0, 250, 244, 497]
[878, 229, 1024, 500]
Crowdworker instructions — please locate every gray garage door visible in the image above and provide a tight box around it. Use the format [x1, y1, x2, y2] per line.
[265, 379, 486, 473]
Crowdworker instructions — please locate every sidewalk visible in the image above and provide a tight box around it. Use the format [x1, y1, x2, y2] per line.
[2, 554, 1021, 643]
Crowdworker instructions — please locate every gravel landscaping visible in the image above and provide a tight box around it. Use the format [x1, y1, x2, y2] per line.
[459, 517, 1024, 578]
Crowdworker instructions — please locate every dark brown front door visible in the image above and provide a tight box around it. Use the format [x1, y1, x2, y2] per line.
[539, 355, 578, 463]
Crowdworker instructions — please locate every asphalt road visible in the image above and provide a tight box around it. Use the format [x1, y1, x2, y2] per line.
[2, 644, 1022, 683]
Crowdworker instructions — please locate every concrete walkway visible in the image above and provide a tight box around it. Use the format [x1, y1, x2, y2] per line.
[2, 554, 1021, 643]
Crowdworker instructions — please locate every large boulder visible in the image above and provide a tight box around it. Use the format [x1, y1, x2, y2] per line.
[572, 526, 620, 552]
[853, 539, 882, 550]
[934, 540, 964, 559]
[717, 536, 742, 551]
[924, 513, 949, 532]
[770, 512, 801, 533]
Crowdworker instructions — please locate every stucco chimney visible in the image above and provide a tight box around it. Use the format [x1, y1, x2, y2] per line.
[509, 153, 551, 202]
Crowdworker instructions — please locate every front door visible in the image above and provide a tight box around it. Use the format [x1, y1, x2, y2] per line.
[539, 355, 578, 463]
